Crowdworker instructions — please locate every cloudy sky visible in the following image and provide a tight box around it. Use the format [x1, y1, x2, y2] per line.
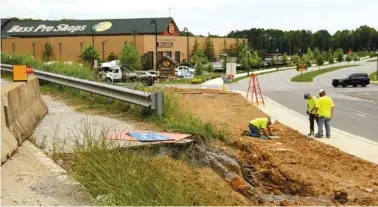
[1, 0, 377, 36]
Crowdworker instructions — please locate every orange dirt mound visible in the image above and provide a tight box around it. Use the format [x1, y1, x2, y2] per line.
[177, 88, 378, 206]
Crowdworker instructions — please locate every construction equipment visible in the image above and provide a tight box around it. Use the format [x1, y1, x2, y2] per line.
[246, 73, 265, 106]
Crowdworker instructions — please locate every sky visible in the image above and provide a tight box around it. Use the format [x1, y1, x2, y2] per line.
[1, 0, 377, 36]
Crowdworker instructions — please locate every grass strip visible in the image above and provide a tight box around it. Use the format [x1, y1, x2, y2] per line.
[226, 68, 295, 84]
[291, 65, 360, 82]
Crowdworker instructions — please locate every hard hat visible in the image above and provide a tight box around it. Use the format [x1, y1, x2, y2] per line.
[269, 117, 276, 125]
[319, 89, 325, 93]
[304, 92, 310, 99]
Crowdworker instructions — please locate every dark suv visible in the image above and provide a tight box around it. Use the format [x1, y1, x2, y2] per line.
[332, 73, 370, 88]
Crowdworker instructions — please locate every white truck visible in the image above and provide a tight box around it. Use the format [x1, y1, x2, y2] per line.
[98, 60, 155, 86]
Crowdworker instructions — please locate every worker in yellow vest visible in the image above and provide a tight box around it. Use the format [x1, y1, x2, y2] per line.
[248, 117, 276, 139]
[304, 92, 319, 136]
[314, 89, 335, 138]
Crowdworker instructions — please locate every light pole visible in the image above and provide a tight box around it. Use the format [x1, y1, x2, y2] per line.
[91, 28, 95, 47]
[150, 19, 158, 74]
[183, 27, 189, 63]
[276, 48, 279, 71]
[32, 42, 36, 57]
[102, 40, 107, 61]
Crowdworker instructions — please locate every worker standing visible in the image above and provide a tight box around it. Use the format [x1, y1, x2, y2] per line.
[314, 89, 335, 138]
[248, 117, 276, 139]
[304, 92, 318, 136]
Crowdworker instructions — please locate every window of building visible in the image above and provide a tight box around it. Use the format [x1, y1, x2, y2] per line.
[145, 52, 154, 69]
[165, 51, 172, 58]
[157, 52, 163, 62]
[175, 51, 180, 63]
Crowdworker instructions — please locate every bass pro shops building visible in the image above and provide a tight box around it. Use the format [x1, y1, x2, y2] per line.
[1, 17, 245, 69]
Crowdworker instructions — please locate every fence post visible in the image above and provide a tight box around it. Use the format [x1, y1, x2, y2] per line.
[157, 92, 164, 117]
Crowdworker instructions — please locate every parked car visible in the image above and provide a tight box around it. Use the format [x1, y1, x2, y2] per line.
[332, 73, 370, 87]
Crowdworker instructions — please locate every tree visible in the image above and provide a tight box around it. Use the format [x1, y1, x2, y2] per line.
[106, 52, 118, 61]
[353, 53, 360, 61]
[238, 44, 252, 70]
[119, 43, 140, 69]
[270, 57, 275, 67]
[336, 49, 344, 65]
[193, 49, 209, 76]
[306, 47, 315, 63]
[203, 36, 215, 61]
[250, 51, 262, 68]
[42, 43, 54, 61]
[191, 38, 200, 58]
[313, 47, 321, 60]
[345, 54, 352, 64]
[316, 54, 324, 69]
[282, 53, 288, 66]
[328, 54, 335, 65]
[81, 44, 99, 65]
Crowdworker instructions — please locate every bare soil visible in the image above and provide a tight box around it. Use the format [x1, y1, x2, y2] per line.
[174, 88, 378, 206]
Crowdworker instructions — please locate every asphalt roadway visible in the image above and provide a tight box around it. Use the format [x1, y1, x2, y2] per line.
[229, 61, 378, 142]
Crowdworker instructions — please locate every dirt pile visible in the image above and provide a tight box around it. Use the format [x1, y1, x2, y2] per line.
[175, 88, 378, 206]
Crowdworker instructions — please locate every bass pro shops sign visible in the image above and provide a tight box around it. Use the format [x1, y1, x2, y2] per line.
[7, 24, 88, 33]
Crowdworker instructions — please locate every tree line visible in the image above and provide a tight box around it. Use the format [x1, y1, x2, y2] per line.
[225, 25, 378, 55]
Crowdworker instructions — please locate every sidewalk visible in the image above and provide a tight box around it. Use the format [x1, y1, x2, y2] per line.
[234, 90, 378, 165]
[1, 141, 96, 206]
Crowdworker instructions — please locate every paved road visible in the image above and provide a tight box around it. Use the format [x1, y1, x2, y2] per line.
[231, 61, 378, 142]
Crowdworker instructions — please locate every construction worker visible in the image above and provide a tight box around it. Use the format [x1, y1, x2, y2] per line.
[248, 117, 276, 139]
[314, 89, 335, 138]
[304, 92, 318, 136]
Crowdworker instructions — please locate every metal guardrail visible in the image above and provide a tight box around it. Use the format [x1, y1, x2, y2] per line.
[1, 64, 164, 116]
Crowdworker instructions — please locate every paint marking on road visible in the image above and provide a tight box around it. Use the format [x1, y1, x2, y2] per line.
[337, 105, 378, 119]
[353, 112, 366, 117]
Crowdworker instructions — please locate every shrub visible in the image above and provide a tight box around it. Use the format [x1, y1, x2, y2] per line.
[81, 45, 100, 65]
[119, 43, 140, 69]
[106, 52, 118, 61]
[191, 78, 204, 84]
[206, 63, 214, 73]
[42, 43, 54, 61]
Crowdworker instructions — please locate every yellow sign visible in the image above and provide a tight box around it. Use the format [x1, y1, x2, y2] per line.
[93, 21, 112, 32]
[162, 60, 171, 67]
[13, 65, 28, 82]
[168, 23, 175, 34]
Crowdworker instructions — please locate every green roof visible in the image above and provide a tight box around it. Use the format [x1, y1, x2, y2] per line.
[1, 17, 178, 37]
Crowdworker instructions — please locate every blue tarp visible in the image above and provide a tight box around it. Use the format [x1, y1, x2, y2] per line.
[128, 132, 174, 142]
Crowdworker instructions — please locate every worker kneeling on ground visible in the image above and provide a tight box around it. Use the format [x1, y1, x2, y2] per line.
[248, 117, 276, 139]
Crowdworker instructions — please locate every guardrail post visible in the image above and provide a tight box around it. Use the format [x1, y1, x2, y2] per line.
[157, 92, 164, 117]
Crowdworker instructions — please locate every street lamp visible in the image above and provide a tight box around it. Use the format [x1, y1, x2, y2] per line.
[91, 28, 95, 47]
[102, 40, 107, 61]
[276, 48, 279, 71]
[32, 42, 36, 57]
[183, 27, 189, 63]
[150, 19, 158, 74]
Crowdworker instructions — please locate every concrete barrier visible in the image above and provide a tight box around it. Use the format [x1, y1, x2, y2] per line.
[2, 76, 48, 145]
[1, 102, 18, 164]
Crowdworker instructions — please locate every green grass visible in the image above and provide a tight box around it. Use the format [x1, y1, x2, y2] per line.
[291, 65, 360, 82]
[226, 68, 295, 84]
[366, 59, 377, 62]
[158, 73, 221, 84]
[66, 122, 241, 206]
[1, 52, 96, 80]
[370, 72, 378, 81]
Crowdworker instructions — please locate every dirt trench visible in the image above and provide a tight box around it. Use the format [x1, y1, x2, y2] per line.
[128, 141, 338, 205]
